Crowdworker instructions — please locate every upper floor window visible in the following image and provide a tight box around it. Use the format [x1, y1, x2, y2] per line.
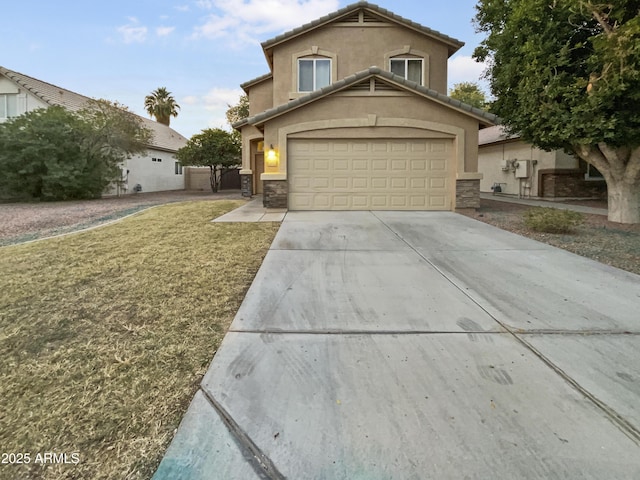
[298, 58, 331, 92]
[390, 58, 423, 84]
[0, 94, 18, 119]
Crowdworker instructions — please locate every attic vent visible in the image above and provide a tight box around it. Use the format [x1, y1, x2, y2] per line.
[362, 10, 385, 22]
[341, 11, 361, 23]
[374, 79, 398, 91]
[340, 10, 386, 24]
[347, 78, 402, 94]
[350, 79, 372, 91]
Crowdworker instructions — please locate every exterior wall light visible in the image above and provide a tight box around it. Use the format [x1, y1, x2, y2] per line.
[266, 144, 278, 167]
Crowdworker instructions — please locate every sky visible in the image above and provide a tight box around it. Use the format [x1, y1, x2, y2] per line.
[2, 1, 489, 138]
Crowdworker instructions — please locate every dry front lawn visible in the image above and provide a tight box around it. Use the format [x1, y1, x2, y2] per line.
[0, 200, 280, 479]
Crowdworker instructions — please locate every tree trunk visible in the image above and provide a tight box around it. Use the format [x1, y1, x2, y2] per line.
[209, 165, 219, 192]
[607, 180, 640, 224]
[574, 144, 640, 224]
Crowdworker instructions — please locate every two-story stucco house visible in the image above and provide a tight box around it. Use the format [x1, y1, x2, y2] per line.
[234, 1, 497, 211]
[0, 66, 188, 195]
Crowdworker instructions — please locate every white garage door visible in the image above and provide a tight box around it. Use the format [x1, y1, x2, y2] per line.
[288, 138, 453, 210]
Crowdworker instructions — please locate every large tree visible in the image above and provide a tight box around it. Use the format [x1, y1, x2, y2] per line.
[474, 0, 640, 223]
[225, 94, 249, 126]
[225, 94, 249, 144]
[0, 101, 150, 201]
[175, 128, 240, 192]
[449, 82, 488, 110]
[144, 87, 180, 126]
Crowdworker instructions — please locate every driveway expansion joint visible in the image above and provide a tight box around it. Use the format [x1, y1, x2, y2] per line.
[199, 387, 286, 480]
[228, 329, 505, 335]
[372, 211, 640, 447]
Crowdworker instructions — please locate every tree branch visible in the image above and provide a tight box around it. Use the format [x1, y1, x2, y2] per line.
[573, 143, 610, 175]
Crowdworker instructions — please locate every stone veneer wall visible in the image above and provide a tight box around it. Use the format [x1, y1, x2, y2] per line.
[456, 179, 480, 209]
[540, 170, 606, 198]
[240, 174, 252, 197]
[263, 180, 288, 208]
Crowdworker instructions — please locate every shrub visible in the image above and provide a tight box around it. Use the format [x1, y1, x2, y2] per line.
[523, 207, 584, 233]
[0, 101, 150, 201]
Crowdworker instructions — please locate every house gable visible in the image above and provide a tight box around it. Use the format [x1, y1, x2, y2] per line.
[261, 1, 464, 65]
[237, 68, 497, 130]
[250, 2, 464, 106]
[0, 66, 187, 152]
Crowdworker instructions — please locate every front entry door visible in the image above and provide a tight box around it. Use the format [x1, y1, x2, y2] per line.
[254, 153, 264, 194]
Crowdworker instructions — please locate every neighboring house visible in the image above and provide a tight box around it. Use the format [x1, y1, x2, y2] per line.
[479, 125, 606, 198]
[0, 66, 188, 195]
[233, 1, 497, 210]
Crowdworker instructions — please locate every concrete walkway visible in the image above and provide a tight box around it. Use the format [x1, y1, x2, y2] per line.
[213, 195, 286, 223]
[155, 211, 639, 479]
[481, 192, 608, 215]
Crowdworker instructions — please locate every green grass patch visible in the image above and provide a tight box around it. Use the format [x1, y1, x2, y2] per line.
[0, 200, 280, 479]
[523, 207, 584, 233]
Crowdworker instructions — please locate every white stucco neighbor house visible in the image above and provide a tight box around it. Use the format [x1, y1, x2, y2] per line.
[0, 66, 188, 195]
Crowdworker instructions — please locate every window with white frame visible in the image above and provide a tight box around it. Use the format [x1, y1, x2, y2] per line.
[298, 58, 331, 92]
[390, 58, 423, 84]
[0, 94, 18, 119]
[175, 161, 183, 175]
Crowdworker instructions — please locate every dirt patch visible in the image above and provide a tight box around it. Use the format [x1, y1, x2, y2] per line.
[459, 199, 640, 276]
[0, 190, 243, 246]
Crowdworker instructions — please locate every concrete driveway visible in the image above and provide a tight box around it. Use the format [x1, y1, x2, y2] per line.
[154, 211, 640, 479]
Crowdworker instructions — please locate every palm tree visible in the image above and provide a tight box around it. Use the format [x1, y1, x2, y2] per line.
[144, 87, 180, 126]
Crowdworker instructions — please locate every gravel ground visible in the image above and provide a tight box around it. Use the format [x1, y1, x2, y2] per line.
[0, 190, 244, 246]
[459, 199, 640, 276]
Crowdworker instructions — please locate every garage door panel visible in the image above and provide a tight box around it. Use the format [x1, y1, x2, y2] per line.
[313, 177, 330, 188]
[430, 159, 448, 172]
[391, 178, 408, 189]
[430, 196, 447, 208]
[430, 141, 448, 153]
[391, 159, 408, 171]
[352, 196, 369, 208]
[334, 159, 349, 170]
[353, 159, 368, 170]
[289, 139, 453, 211]
[430, 177, 447, 189]
[353, 178, 368, 189]
[371, 178, 388, 189]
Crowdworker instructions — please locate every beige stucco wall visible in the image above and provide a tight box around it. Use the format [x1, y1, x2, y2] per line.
[269, 23, 450, 106]
[248, 78, 273, 116]
[478, 140, 579, 196]
[259, 92, 480, 178]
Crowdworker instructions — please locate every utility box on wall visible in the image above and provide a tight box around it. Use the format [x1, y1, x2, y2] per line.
[515, 160, 531, 178]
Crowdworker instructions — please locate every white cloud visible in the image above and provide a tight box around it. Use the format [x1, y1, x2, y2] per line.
[192, 0, 339, 46]
[203, 87, 244, 111]
[117, 18, 148, 43]
[202, 88, 244, 130]
[175, 4, 191, 12]
[447, 55, 489, 93]
[182, 95, 200, 105]
[196, 0, 215, 8]
[156, 26, 176, 36]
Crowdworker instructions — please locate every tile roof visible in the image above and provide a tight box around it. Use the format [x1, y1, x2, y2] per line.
[240, 72, 273, 93]
[262, 1, 464, 56]
[0, 66, 187, 152]
[478, 125, 520, 145]
[233, 67, 498, 129]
